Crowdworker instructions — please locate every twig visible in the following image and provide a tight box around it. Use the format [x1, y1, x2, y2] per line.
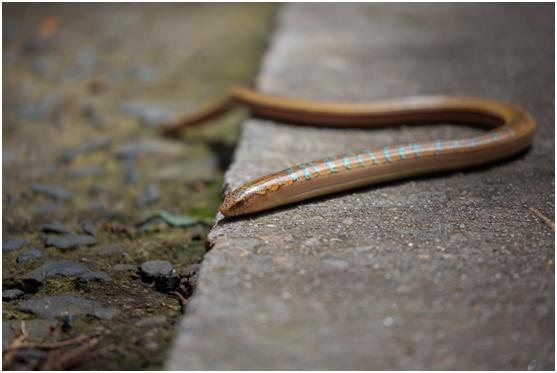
[2, 322, 100, 370]
[529, 207, 555, 231]
[2, 321, 29, 370]
[170, 291, 188, 314]
[3, 333, 95, 352]
[40, 338, 98, 370]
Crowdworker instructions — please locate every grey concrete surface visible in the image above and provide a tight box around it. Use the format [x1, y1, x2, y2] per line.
[168, 4, 554, 370]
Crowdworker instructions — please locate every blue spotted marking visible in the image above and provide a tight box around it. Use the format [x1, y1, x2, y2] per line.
[325, 158, 338, 173]
[365, 150, 379, 165]
[285, 167, 299, 182]
[383, 147, 393, 162]
[342, 157, 352, 170]
[435, 140, 443, 155]
[309, 162, 321, 176]
[412, 143, 421, 157]
[397, 146, 407, 160]
[451, 140, 459, 149]
[300, 165, 312, 180]
[356, 154, 366, 168]
[469, 137, 477, 147]
[491, 131, 500, 141]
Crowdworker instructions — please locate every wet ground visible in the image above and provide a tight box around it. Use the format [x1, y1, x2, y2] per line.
[2, 4, 276, 370]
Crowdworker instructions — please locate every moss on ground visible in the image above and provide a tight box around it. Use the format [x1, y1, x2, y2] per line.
[3, 3, 277, 369]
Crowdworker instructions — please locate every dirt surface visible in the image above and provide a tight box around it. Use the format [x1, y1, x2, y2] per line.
[2, 3, 276, 370]
[168, 3, 554, 370]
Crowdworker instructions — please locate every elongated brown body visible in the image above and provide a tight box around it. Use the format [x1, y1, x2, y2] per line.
[162, 87, 535, 217]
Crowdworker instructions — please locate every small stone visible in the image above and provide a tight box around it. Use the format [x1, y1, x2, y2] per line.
[83, 201, 109, 213]
[40, 221, 70, 234]
[66, 165, 103, 179]
[3, 319, 59, 348]
[121, 158, 140, 185]
[136, 315, 167, 327]
[93, 244, 124, 256]
[31, 202, 60, 215]
[3, 289, 24, 301]
[82, 221, 97, 236]
[3, 238, 27, 252]
[59, 138, 111, 163]
[120, 102, 175, 128]
[137, 183, 159, 206]
[42, 234, 96, 250]
[18, 295, 106, 318]
[62, 314, 74, 333]
[139, 260, 173, 281]
[17, 248, 45, 263]
[91, 307, 120, 320]
[79, 270, 112, 282]
[114, 139, 183, 160]
[154, 270, 181, 293]
[23, 260, 111, 289]
[18, 94, 59, 121]
[30, 184, 72, 200]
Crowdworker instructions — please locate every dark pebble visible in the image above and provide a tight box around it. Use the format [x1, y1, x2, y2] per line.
[18, 94, 58, 121]
[83, 201, 108, 213]
[30, 184, 72, 200]
[66, 165, 102, 179]
[139, 260, 173, 281]
[3, 288, 24, 301]
[59, 138, 111, 163]
[18, 294, 111, 318]
[190, 227, 204, 241]
[31, 202, 61, 215]
[23, 259, 111, 290]
[17, 248, 45, 264]
[40, 221, 70, 234]
[120, 102, 175, 128]
[93, 243, 125, 257]
[62, 314, 74, 333]
[121, 159, 140, 184]
[114, 139, 182, 160]
[137, 183, 159, 206]
[3, 238, 27, 252]
[154, 271, 181, 293]
[42, 234, 96, 250]
[82, 221, 97, 236]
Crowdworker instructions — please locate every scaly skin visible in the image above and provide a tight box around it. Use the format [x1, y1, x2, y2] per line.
[162, 87, 535, 217]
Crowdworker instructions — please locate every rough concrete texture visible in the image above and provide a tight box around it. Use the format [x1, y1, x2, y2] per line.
[168, 4, 554, 370]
